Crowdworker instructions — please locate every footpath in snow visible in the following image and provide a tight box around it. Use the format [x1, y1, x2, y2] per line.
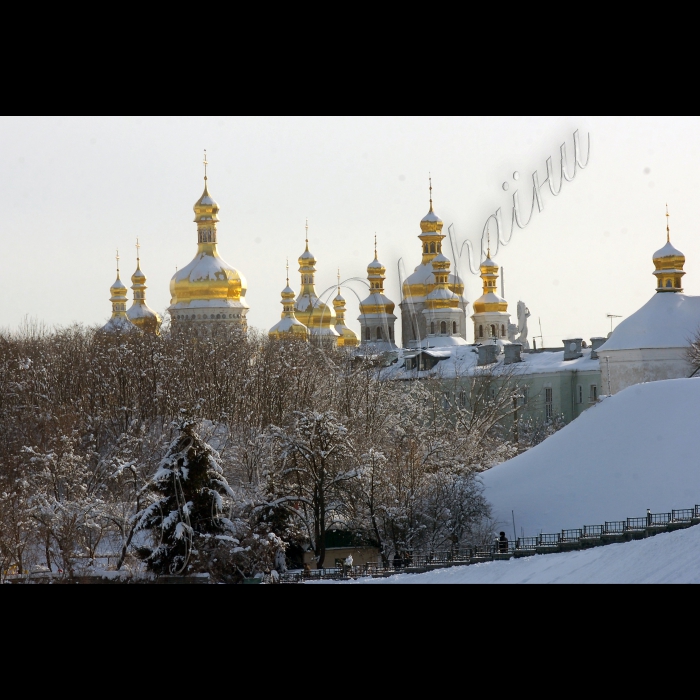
[481, 378, 700, 537]
[312, 523, 700, 584]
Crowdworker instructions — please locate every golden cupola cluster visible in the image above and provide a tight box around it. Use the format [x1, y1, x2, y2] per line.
[101, 248, 160, 335]
[399, 180, 466, 347]
[168, 153, 249, 333]
[291, 223, 340, 345]
[653, 206, 685, 293]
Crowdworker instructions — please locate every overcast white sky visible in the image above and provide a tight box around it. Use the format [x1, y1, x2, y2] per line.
[1, 116, 697, 346]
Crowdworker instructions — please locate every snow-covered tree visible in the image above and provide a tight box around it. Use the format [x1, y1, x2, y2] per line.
[269, 410, 357, 569]
[134, 420, 238, 576]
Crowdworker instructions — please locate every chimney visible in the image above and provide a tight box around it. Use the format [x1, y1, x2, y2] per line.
[504, 343, 523, 365]
[563, 338, 583, 361]
[478, 345, 499, 366]
[590, 337, 606, 360]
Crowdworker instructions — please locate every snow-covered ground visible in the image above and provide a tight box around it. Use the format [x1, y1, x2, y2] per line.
[481, 378, 700, 537]
[313, 524, 700, 584]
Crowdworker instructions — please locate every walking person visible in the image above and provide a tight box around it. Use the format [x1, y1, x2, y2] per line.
[498, 531, 509, 554]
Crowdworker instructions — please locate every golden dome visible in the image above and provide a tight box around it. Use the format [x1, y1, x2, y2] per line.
[472, 255, 507, 313]
[270, 265, 309, 340]
[127, 242, 162, 335]
[169, 164, 249, 325]
[101, 251, 137, 333]
[334, 273, 359, 347]
[193, 180, 220, 224]
[653, 206, 685, 293]
[295, 225, 338, 340]
[402, 183, 464, 303]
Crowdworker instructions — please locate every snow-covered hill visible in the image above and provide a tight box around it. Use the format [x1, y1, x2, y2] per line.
[316, 524, 700, 584]
[482, 378, 700, 537]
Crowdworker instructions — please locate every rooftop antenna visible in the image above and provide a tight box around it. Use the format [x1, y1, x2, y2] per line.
[607, 313, 622, 335]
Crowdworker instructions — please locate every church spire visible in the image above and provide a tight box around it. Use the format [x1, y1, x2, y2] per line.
[127, 240, 162, 334]
[193, 151, 219, 245]
[653, 205, 686, 293]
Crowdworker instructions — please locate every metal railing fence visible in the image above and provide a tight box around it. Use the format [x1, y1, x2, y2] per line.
[279, 505, 700, 583]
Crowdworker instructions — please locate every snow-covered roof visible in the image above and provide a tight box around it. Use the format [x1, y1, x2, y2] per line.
[173, 251, 245, 285]
[426, 287, 457, 301]
[384, 345, 598, 380]
[482, 378, 700, 536]
[482, 257, 497, 267]
[422, 349, 453, 359]
[404, 263, 464, 299]
[473, 292, 505, 305]
[100, 316, 137, 333]
[653, 240, 684, 259]
[360, 292, 395, 307]
[597, 293, 700, 352]
[270, 317, 306, 334]
[367, 258, 384, 269]
[421, 210, 442, 224]
[127, 304, 158, 320]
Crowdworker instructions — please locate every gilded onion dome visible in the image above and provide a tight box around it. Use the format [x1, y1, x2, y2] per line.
[295, 222, 339, 340]
[334, 271, 359, 347]
[168, 155, 249, 329]
[270, 263, 309, 340]
[472, 253, 508, 313]
[470, 239, 511, 343]
[358, 239, 397, 346]
[653, 206, 685, 293]
[127, 241, 162, 335]
[402, 180, 465, 303]
[101, 251, 137, 333]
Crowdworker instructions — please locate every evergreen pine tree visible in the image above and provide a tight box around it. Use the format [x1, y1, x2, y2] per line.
[134, 420, 236, 576]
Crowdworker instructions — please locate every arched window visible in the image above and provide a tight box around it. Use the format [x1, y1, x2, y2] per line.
[366, 327, 371, 341]
[430, 321, 435, 335]
[440, 321, 447, 334]
[666, 280, 672, 288]
[453, 321, 457, 334]
[501, 324, 505, 337]
[491, 324, 496, 337]
[424, 244, 429, 254]
[479, 325, 483, 338]
[675, 278, 681, 288]
[430, 243, 436, 254]
[377, 327, 383, 340]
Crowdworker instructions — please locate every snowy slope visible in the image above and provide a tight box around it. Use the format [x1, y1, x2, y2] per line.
[597, 293, 700, 352]
[481, 378, 700, 537]
[314, 524, 700, 584]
